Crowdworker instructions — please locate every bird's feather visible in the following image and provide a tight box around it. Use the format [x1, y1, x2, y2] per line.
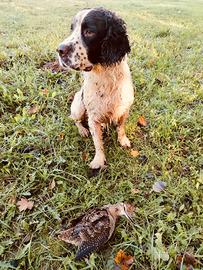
[75, 229, 110, 260]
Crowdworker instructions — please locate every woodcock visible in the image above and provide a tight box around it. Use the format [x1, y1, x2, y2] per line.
[58, 203, 135, 260]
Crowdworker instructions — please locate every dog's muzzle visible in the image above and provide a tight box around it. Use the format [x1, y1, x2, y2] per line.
[57, 43, 93, 71]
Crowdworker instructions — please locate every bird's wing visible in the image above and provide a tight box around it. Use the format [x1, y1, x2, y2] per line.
[75, 225, 110, 260]
[74, 210, 111, 259]
[59, 207, 117, 253]
[65, 207, 96, 227]
[58, 213, 89, 245]
[59, 217, 92, 245]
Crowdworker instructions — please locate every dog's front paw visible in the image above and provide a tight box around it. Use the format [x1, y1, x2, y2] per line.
[89, 155, 106, 169]
[119, 136, 131, 148]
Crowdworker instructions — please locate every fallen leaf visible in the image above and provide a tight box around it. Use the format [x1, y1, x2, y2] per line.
[28, 105, 39, 115]
[146, 172, 155, 179]
[8, 195, 16, 204]
[17, 198, 34, 211]
[41, 88, 49, 95]
[179, 204, 185, 212]
[143, 191, 150, 198]
[58, 132, 65, 141]
[82, 151, 88, 161]
[49, 179, 56, 190]
[125, 257, 134, 266]
[155, 76, 164, 86]
[176, 253, 197, 270]
[138, 155, 148, 164]
[152, 181, 167, 192]
[137, 115, 147, 127]
[42, 60, 67, 73]
[67, 95, 74, 103]
[114, 250, 127, 265]
[130, 149, 139, 157]
[22, 234, 31, 243]
[131, 188, 141, 194]
[114, 250, 134, 270]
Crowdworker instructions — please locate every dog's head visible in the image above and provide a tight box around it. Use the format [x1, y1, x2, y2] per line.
[57, 8, 130, 71]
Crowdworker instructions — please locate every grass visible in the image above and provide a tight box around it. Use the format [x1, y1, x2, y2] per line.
[0, 0, 203, 269]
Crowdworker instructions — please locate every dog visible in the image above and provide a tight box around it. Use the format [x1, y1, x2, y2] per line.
[57, 7, 134, 170]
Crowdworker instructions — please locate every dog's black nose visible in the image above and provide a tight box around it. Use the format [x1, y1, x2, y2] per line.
[57, 44, 73, 56]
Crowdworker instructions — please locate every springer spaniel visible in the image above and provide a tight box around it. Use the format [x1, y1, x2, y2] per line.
[57, 8, 134, 170]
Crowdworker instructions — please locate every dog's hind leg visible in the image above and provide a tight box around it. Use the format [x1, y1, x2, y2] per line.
[117, 112, 131, 148]
[70, 89, 89, 137]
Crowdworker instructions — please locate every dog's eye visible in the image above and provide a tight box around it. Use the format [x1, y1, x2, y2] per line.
[70, 23, 74, 31]
[83, 29, 95, 37]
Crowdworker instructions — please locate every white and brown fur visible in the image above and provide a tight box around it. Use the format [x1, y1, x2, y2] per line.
[57, 8, 134, 170]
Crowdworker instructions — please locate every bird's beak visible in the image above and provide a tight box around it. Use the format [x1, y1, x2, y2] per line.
[125, 213, 135, 225]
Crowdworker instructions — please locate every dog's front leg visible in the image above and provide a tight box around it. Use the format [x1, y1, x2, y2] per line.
[117, 112, 131, 148]
[88, 118, 106, 169]
[70, 89, 89, 137]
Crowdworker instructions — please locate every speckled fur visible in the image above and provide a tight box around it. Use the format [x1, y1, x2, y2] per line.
[70, 59, 134, 169]
[58, 10, 92, 70]
[58, 9, 134, 169]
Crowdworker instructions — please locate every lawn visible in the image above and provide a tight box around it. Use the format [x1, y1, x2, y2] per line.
[0, 0, 203, 269]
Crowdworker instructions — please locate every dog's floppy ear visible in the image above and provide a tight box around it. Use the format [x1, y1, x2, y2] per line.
[100, 15, 130, 66]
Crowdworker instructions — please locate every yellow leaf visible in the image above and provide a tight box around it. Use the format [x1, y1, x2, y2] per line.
[130, 149, 139, 157]
[137, 115, 147, 127]
[58, 132, 65, 141]
[41, 88, 49, 95]
[82, 152, 88, 161]
[114, 249, 134, 270]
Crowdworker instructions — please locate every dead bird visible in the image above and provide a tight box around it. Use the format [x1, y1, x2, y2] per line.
[58, 202, 135, 260]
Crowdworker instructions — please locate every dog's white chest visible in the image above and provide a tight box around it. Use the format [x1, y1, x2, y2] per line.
[84, 83, 120, 122]
[82, 61, 134, 123]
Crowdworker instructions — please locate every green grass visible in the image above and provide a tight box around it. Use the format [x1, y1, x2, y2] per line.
[0, 0, 203, 269]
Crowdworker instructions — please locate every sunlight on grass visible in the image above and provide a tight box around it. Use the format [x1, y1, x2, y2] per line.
[0, 0, 202, 269]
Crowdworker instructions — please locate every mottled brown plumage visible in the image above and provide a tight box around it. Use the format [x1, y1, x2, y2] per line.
[58, 203, 134, 260]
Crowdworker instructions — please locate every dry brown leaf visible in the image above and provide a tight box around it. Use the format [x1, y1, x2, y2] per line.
[137, 115, 147, 127]
[22, 234, 31, 243]
[176, 253, 197, 269]
[16, 198, 34, 212]
[42, 60, 66, 73]
[82, 151, 88, 161]
[114, 249, 134, 270]
[28, 105, 39, 115]
[49, 179, 56, 190]
[130, 149, 139, 157]
[41, 88, 49, 95]
[58, 132, 65, 141]
[67, 95, 74, 103]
